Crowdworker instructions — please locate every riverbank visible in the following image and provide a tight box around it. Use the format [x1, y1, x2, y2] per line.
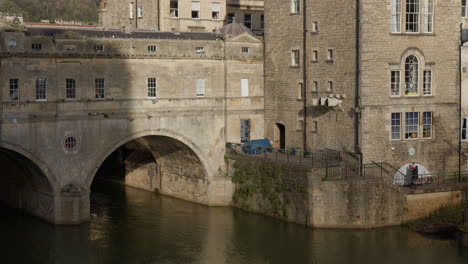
[405, 203, 464, 239]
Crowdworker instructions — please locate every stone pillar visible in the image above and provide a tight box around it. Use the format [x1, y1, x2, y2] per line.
[53, 191, 90, 225]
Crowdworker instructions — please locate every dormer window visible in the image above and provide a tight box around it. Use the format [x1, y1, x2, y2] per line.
[148, 45, 157, 53]
[196, 47, 205, 54]
[32, 43, 43, 51]
[94, 44, 104, 52]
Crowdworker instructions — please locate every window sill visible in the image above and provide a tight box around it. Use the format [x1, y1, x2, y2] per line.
[325, 59, 334, 63]
[296, 98, 303, 101]
[290, 65, 300, 68]
[310, 32, 319, 35]
[389, 32, 435, 36]
[311, 60, 318, 63]
[290, 12, 301, 16]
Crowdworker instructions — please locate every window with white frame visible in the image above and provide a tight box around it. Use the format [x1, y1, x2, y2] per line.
[244, 14, 252, 29]
[129, 2, 134, 19]
[423, 70, 432, 95]
[212, 2, 220, 20]
[391, 71, 401, 96]
[391, 113, 402, 140]
[195, 47, 205, 54]
[192, 1, 200, 19]
[148, 45, 157, 53]
[327, 81, 333, 92]
[9, 79, 19, 101]
[242, 47, 249, 54]
[463, 0, 467, 17]
[137, 5, 143, 18]
[291, 0, 300, 13]
[291, 50, 300, 66]
[95, 78, 105, 99]
[170, 0, 179, 17]
[327, 49, 333, 61]
[196, 78, 205, 97]
[312, 50, 318, 61]
[405, 112, 419, 139]
[241, 78, 249, 97]
[392, 0, 435, 33]
[406, 0, 420, 33]
[422, 112, 432, 138]
[405, 55, 419, 95]
[312, 81, 318, 92]
[391, 0, 402, 33]
[66, 78, 76, 99]
[148, 78, 157, 98]
[312, 22, 319, 32]
[424, 0, 434, 33]
[36, 78, 47, 101]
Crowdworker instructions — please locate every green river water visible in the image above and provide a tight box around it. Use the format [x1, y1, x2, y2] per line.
[0, 182, 467, 264]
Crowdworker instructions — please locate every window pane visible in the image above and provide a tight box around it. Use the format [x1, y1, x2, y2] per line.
[423, 70, 432, 95]
[391, 0, 402, 33]
[405, 112, 419, 139]
[391, 71, 400, 96]
[9, 79, 19, 101]
[95, 79, 105, 99]
[196, 78, 205, 97]
[463, 118, 467, 140]
[391, 113, 401, 140]
[148, 78, 157, 98]
[36, 78, 47, 100]
[405, 55, 419, 95]
[405, 0, 420, 33]
[423, 112, 432, 138]
[66, 78, 76, 99]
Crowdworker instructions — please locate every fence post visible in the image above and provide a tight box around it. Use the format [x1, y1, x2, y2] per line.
[300, 151, 302, 165]
[287, 150, 290, 162]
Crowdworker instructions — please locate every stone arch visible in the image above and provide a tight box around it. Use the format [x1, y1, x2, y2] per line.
[85, 129, 212, 189]
[0, 141, 59, 191]
[393, 163, 430, 185]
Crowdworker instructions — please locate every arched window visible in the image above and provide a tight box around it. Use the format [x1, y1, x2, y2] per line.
[405, 55, 419, 95]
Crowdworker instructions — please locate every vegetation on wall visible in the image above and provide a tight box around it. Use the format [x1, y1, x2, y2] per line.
[0, 0, 99, 23]
[230, 159, 308, 219]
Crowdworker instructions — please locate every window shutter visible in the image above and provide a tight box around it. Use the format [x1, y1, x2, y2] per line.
[241, 78, 249, 97]
[192, 1, 200, 11]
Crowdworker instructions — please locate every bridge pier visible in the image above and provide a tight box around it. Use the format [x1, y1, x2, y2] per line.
[52, 192, 90, 225]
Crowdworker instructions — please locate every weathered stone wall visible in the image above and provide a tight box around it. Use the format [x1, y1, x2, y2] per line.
[264, 0, 356, 151]
[405, 191, 462, 221]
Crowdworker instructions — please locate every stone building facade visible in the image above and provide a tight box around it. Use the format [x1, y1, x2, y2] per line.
[99, 0, 264, 34]
[226, 0, 264, 35]
[265, 0, 463, 174]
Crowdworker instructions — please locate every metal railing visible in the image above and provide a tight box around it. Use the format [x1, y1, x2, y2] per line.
[226, 142, 342, 168]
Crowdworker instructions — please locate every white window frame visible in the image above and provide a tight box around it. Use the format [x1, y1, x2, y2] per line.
[291, 0, 300, 14]
[391, 113, 402, 140]
[66, 78, 77, 100]
[36, 78, 47, 101]
[422, 111, 432, 139]
[405, 112, 419, 139]
[137, 5, 143, 18]
[170, 0, 179, 18]
[423, 0, 434, 33]
[148, 78, 157, 98]
[241, 78, 249, 97]
[405, 0, 420, 33]
[192, 1, 200, 19]
[391, 0, 402, 33]
[423, 70, 432, 96]
[9, 79, 19, 101]
[195, 47, 205, 54]
[212, 2, 221, 20]
[298, 83, 303, 99]
[404, 55, 419, 96]
[312, 22, 319, 33]
[327, 81, 333, 92]
[196, 78, 205, 97]
[242, 47, 249, 54]
[291, 50, 300, 66]
[95, 78, 105, 99]
[327, 49, 333, 61]
[390, 70, 401, 97]
[129, 2, 134, 19]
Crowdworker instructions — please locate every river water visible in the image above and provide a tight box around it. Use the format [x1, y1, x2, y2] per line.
[1, 182, 467, 264]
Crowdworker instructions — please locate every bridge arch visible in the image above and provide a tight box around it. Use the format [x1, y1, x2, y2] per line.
[86, 129, 212, 202]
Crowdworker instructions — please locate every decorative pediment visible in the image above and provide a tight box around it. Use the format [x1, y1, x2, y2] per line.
[227, 32, 262, 44]
[54, 31, 87, 40]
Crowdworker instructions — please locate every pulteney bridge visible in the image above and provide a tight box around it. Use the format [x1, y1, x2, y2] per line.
[0, 24, 264, 224]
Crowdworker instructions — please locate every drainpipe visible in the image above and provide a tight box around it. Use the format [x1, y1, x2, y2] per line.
[157, 0, 160, 30]
[302, 0, 308, 152]
[135, 0, 138, 29]
[354, 0, 361, 159]
[460, 23, 464, 182]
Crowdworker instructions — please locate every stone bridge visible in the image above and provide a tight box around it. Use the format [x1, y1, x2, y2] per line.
[0, 25, 265, 224]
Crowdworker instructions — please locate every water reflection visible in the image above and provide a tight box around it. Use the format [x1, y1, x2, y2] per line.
[0, 182, 467, 264]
